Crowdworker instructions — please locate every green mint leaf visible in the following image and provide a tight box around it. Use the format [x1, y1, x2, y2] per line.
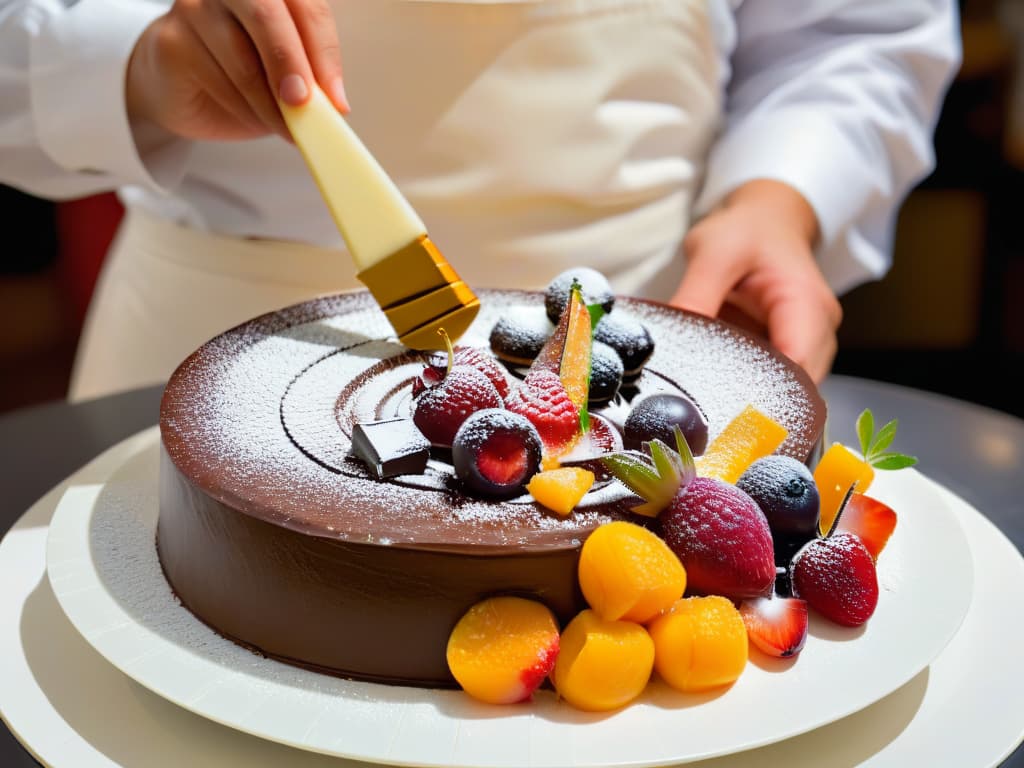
[870, 453, 918, 471]
[868, 419, 898, 459]
[586, 303, 606, 334]
[856, 409, 874, 457]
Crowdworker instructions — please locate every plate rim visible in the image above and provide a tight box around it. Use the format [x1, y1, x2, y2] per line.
[42, 427, 975, 768]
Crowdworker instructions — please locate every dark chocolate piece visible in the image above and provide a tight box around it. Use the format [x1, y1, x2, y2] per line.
[350, 418, 430, 479]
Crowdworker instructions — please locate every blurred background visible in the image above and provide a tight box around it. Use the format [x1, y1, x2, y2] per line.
[2, 0, 1023, 419]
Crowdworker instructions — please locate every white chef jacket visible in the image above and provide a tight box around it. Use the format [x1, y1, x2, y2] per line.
[1, 0, 959, 299]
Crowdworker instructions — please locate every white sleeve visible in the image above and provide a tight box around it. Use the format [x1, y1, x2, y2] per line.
[695, 0, 962, 295]
[0, 0, 189, 200]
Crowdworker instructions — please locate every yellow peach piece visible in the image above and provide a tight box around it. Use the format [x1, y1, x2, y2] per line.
[814, 442, 875, 534]
[696, 405, 788, 484]
[552, 609, 654, 712]
[578, 521, 686, 623]
[527, 467, 595, 516]
[648, 596, 748, 693]
[446, 596, 560, 705]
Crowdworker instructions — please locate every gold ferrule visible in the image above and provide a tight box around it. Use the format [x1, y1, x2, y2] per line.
[357, 236, 480, 350]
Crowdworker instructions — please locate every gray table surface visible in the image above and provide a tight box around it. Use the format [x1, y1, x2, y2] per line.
[1, 375, 1022, 767]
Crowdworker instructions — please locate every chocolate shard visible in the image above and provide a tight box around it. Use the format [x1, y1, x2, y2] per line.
[350, 418, 430, 479]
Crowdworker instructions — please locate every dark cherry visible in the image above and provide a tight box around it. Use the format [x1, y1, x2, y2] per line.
[736, 456, 820, 566]
[623, 393, 708, 456]
[452, 409, 543, 498]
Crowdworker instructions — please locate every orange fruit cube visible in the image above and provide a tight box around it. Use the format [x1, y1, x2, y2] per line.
[446, 596, 560, 705]
[814, 442, 875, 534]
[577, 521, 686, 623]
[696, 405, 788, 484]
[647, 596, 748, 693]
[527, 467, 595, 516]
[552, 609, 654, 711]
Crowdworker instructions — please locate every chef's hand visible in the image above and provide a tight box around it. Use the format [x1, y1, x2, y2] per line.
[670, 180, 842, 383]
[125, 0, 349, 142]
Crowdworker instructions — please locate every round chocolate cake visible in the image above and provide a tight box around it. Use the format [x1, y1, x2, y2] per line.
[158, 290, 825, 687]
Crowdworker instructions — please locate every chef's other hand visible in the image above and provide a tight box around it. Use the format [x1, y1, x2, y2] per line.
[126, 0, 349, 142]
[670, 179, 842, 384]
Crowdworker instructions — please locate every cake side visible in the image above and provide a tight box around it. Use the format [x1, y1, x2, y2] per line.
[157, 289, 826, 686]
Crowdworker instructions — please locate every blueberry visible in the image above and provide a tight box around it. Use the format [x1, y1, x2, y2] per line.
[488, 307, 553, 366]
[589, 341, 624, 405]
[736, 456, 820, 566]
[593, 313, 654, 379]
[544, 267, 615, 324]
[452, 409, 543, 499]
[623, 393, 708, 456]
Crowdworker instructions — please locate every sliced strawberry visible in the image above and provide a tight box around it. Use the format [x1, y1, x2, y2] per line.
[836, 493, 897, 560]
[505, 369, 580, 454]
[738, 597, 809, 658]
[790, 532, 879, 627]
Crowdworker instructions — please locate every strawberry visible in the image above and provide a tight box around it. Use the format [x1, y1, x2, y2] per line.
[835, 493, 897, 560]
[738, 597, 809, 658]
[505, 370, 580, 454]
[412, 365, 502, 448]
[660, 477, 776, 600]
[790, 532, 879, 627]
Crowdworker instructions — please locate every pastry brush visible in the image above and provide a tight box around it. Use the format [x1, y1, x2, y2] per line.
[279, 84, 479, 349]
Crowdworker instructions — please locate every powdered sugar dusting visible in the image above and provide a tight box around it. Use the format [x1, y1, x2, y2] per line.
[161, 292, 821, 550]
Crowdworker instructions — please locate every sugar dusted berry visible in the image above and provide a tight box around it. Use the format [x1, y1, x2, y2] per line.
[593, 312, 654, 380]
[544, 267, 615, 324]
[588, 341, 624, 405]
[660, 477, 776, 600]
[737, 455, 820, 565]
[447, 596, 560, 705]
[790, 532, 879, 627]
[505, 369, 580, 455]
[453, 409, 543, 498]
[413, 365, 502, 448]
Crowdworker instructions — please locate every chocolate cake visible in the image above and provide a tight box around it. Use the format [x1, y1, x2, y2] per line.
[157, 290, 825, 687]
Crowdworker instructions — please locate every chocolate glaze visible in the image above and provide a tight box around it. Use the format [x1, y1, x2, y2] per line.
[158, 290, 826, 687]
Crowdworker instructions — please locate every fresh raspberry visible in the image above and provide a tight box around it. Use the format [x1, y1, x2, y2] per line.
[412, 365, 503, 448]
[418, 346, 510, 401]
[505, 370, 580, 453]
[453, 346, 511, 401]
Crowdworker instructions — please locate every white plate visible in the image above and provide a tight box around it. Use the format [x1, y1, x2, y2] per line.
[35, 427, 976, 767]
[1, 428, 1021, 767]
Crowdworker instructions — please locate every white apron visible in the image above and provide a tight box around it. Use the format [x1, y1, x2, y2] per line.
[70, 0, 720, 401]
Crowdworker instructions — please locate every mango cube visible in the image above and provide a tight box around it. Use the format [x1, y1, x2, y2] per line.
[814, 442, 875, 534]
[578, 521, 686, 623]
[527, 467, 595, 516]
[647, 596, 748, 692]
[446, 596, 560, 705]
[696, 405, 788, 484]
[552, 609, 654, 711]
